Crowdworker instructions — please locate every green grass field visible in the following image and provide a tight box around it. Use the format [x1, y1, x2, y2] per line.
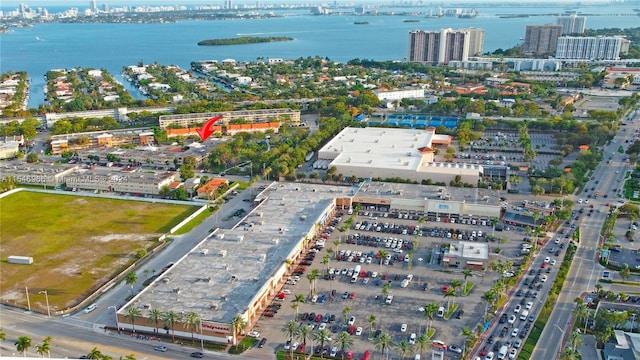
[0, 191, 198, 313]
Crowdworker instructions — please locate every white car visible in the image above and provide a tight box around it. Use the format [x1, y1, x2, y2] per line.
[318, 323, 327, 331]
[508, 348, 517, 359]
[311, 295, 318, 303]
[550, 259, 557, 266]
[371, 272, 378, 278]
[511, 328, 519, 337]
[248, 331, 260, 338]
[514, 339, 522, 348]
[409, 333, 416, 345]
[401, 323, 408, 332]
[291, 342, 300, 351]
[578, 199, 583, 204]
[508, 315, 517, 324]
[514, 304, 521, 313]
[525, 301, 533, 310]
[330, 347, 338, 357]
[554, 238, 560, 244]
[541, 275, 548, 282]
[282, 289, 291, 295]
[544, 257, 551, 263]
[355, 327, 363, 336]
[485, 352, 495, 360]
[348, 316, 356, 326]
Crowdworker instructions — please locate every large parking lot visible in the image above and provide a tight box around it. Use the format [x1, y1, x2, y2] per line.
[248, 209, 530, 359]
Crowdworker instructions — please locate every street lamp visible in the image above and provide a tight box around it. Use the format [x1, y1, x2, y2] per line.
[108, 306, 119, 332]
[39, 290, 50, 318]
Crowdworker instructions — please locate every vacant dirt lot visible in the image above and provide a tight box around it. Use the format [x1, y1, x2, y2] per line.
[0, 191, 197, 313]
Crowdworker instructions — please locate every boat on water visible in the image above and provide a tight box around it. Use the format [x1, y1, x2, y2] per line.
[354, 21, 369, 25]
[403, 19, 420, 23]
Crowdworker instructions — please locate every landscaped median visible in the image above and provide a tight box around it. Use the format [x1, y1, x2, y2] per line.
[517, 243, 577, 359]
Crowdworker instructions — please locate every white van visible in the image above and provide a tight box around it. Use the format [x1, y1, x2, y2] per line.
[519, 310, 529, 321]
[437, 306, 445, 318]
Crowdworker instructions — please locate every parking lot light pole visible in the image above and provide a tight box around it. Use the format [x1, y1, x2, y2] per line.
[108, 306, 119, 332]
[38, 290, 50, 318]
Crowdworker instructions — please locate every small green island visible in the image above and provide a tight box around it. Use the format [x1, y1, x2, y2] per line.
[197, 36, 293, 46]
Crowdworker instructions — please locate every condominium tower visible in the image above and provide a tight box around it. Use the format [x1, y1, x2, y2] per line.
[556, 15, 586, 35]
[523, 24, 563, 54]
[555, 36, 626, 60]
[408, 28, 484, 65]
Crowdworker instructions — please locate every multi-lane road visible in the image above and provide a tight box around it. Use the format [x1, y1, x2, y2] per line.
[532, 108, 640, 360]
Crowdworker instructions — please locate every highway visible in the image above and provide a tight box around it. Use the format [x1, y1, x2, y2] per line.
[531, 108, 640, 360]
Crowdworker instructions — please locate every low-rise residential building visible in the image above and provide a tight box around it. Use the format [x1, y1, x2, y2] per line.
[196, 178, 229, 198]
[158, 108, 300, 129]
[0, 135, 24, 159]
[374, 88, 425, 102]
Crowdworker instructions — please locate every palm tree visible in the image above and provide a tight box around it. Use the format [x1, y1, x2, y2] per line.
[374, 333, 394, 360]
[443, 287, 457, 312]
[482, 290, 496, 318]
[415, 333, 430, 358]
[461, 327, 474, 358]
[307, 273, 316, 297]
[451, 279, 462, 297]
[314, 328, 332, 359]
[282, 320, 298, 341]
[572, 303, 590, 333]
[595, 326, 615, 347]
[291, 302, 300, 320]
[297, 323, 312, 346]
[381, 282, 391, 303]
[120, 355, 137, 360]
[310, 268, 320, 293]
[559, 347, 581, 360]
[184, 311, 201, 344]
[367, 314, 376, 338]
[125, 307, 142, 333]
[0, 327, 5, 341]
[333, 239, 341, 259]
[378, 250, 389, 269]
[342, 306, 352, 325]
[423, 302, 438, 334]
[38, 336, 52, 358]
[148, 308, 163, 334]
[569, 330, 583, 350]
[162, 310, 181, 342]
[231, 315, 247, 349]
[86, 347, 104, 359]
[397, 339, 413, 360]
[462, 268, 473, 295]
[490, 217, 499, 237]
[335, 331, 354, 360]
[15, 336, 31, 357]
[125, 271, 138, 295]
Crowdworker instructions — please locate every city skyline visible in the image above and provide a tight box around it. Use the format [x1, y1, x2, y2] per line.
[2, 0, 636, 7]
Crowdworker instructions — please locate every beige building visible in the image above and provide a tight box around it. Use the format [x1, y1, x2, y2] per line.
[158, 109, 301, 129]
[318, 127, 482, 184]
[62, 169, 178, 195]
[443, 241, 489, 270]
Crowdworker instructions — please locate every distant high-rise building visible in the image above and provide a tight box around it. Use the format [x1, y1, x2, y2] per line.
[556, 15, 586, 35]
[102, 4, 109, 12]
[90, 0, 97, 12]
[408, 28, 484, 65]
[523, 24, 563, 54]
[556, 36, 625, 60]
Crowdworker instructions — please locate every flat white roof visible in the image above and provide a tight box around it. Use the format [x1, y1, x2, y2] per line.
[319, 127, 435, 172]
[447, 241, 489, 261]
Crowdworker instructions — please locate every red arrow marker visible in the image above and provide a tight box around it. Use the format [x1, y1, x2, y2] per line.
[196, 115, 223, 141]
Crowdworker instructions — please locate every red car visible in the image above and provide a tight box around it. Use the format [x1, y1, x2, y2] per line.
[263, 311, 275, 317]
[346, 351, 354, 360]
[361, 350, 371, 360]
[315, 313, 323, 322]
[479, 347, 488, 356]
[349, 292, 356, 299]
[541, 262, 547, 269]
[347, 325, 356, 335]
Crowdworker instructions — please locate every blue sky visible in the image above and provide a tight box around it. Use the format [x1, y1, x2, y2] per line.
[3, 0, 626, 6]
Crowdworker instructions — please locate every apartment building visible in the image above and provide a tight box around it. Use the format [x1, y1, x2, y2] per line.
[555, 36, 627, 60]
[523, 24, 563, 54]
[556, 15, 586, 35]
[158, 108, 301, 129]
[408, 28, 484, 65]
